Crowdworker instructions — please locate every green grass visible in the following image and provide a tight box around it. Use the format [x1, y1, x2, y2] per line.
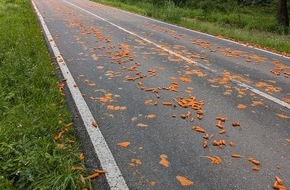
[0, 0, 91, 189]
[91, 0, 290, 54]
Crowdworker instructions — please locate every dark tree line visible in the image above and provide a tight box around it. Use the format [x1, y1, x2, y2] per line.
[278, 0, 289, 27]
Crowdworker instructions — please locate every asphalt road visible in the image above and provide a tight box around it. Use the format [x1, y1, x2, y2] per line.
[34, 0, 290, 189]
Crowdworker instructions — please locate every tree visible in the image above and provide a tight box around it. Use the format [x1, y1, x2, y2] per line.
[278, 0, 289, 27]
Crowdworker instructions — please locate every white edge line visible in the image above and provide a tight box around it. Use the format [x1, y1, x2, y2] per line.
[87, 0, 290, 60]
[31, 1, 129, 189]
[63, 0, 290, 110]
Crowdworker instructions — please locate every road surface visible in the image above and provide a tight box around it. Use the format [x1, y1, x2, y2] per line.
[33, 0, 290, 189]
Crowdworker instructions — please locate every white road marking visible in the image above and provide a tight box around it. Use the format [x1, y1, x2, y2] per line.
[63, 0, 290, 110]
[86, 0, 290, 60]
[31, 1, 129, 189]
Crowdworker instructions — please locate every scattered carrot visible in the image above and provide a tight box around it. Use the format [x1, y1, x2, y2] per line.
[72, 166, 84, 171]
[95, 169, 106, 174]
[203, 134, 209, 139]
[197, 110, 203, 115]
[87, 172, 100, 179]
[180, 114, 187, 119]
[203, 141, 208, 148]
[275, 176, 283, 185]
[220, 139, 226, 145]
[162, 102, 172, 106]
[232, 122, 240, 127]
[252, 166, 260, 171]
[248, 157, 254, 162]
[213, 139, 226, 147]
[231, 154, 242, 158]
[192, 126, 205, 133]
[237, 104, 247, 109]
[54, 131, 65, 141]
[66, 122, 73, 127]
[146, 114, 156, 119]
[118, 141, 131, 148]
[219, 129, 226, 134]
[276, 113, 290, 119]
[251, 159, 261, 165]
[273, 176, 286, 190]
[216, 117, 227, 122]
[203, 156, 222, 164]
[159, 154, 170, 167]
[216, 123, 223, 129]
[129, 159, 142, 167]
[176, 176, 193, 186]
[197, 114, 203, 120]
[92, 121, 97, 127]
[273, 181, 279, 189]
[186, 111, 191, 117]
[80, 153, 84, 161]
[213, 140, 219, 146]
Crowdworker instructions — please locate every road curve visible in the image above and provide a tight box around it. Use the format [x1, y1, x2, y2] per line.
[34, 0, 290, 189]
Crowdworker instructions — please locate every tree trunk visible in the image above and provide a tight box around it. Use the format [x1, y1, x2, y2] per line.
[278, 0, 289, 27]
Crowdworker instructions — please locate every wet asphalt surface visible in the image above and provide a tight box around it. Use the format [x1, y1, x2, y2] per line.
[34, 0, 290, 189]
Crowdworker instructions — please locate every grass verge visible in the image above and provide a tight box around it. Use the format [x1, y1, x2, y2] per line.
[0, 0, 90, 189]
[91, 0, 290, 55]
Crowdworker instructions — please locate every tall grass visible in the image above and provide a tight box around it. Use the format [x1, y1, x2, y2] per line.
[0, 0, 90, 189]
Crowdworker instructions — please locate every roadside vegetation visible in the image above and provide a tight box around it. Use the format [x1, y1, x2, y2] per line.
[0, 0, 90, 189]
[92, 0, 290, 54]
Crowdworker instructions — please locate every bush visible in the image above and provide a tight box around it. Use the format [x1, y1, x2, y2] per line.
[162, 1, 182, 22]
